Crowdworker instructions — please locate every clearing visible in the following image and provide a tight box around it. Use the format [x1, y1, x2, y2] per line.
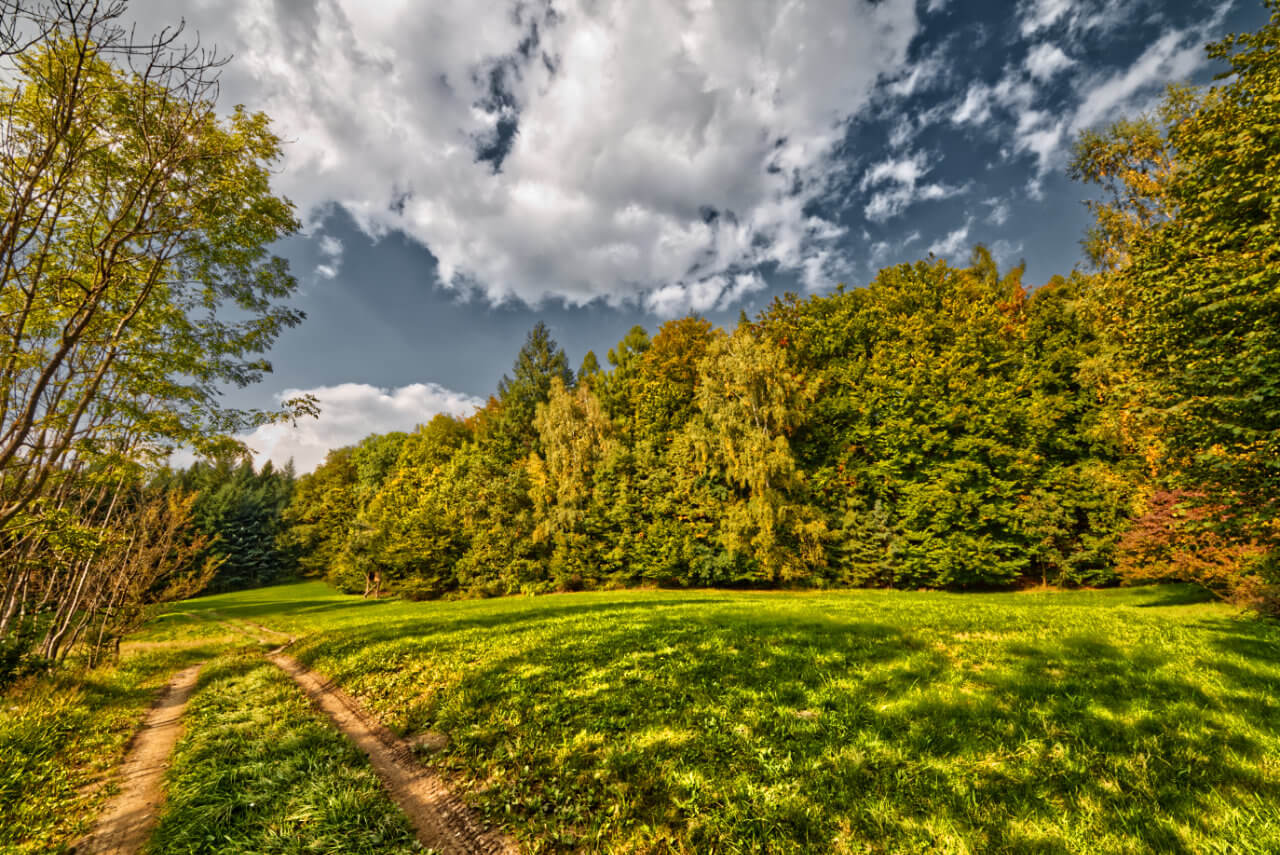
[158, 581, 1280, 854]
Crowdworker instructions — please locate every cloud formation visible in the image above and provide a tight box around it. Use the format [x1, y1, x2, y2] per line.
[860, 151, 965, 223]
[129, 0, 921, 309]
[238, 382, 483, 473]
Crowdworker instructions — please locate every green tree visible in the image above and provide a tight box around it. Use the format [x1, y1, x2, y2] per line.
[1073, 7, 1280, 601]
[363, 416, 471, 600]
[598, 325, 651, 437]
[530, 377, 617, 588]
[280, 448, 358, 579]
[176, 458, 296, 592]
[489, 322, 573, 462]
[681, 324, 824, 583]
[0, 5, 311, 532]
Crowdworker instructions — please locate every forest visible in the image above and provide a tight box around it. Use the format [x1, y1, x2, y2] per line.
[274, 13, 1280, 611]
[0, 0, 1277, 688]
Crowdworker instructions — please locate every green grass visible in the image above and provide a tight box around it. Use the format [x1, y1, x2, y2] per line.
[0, 640, 234, 854]
[146, 651, 423, 855]
[169, 581, 1280, 854]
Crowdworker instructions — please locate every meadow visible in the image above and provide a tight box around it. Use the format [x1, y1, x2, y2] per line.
[156, 581, 1280, 854]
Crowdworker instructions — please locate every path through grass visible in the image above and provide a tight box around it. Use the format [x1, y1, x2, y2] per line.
[169, 582, 1280, 853]
[147, 651, 425, 855]
[0, 633, 236, 854]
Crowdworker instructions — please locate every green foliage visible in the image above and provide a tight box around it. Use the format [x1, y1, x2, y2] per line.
[489, 321, 574, 462]
[173, 459, 296, 593]
[764, 250, 1133, 589]
[280, 448, 359, 579]
[285, 258, 1137, 595]
[1070, 7, 1280, 607]
[180, 581, 1280, 854]
[1127, 14, 1280, 535]
[681, 325, 824, 582]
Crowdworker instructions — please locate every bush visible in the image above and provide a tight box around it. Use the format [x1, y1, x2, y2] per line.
[1116, 490, 1276, 612]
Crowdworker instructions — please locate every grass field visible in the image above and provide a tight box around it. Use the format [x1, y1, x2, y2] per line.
[166, 582, 1280, 854]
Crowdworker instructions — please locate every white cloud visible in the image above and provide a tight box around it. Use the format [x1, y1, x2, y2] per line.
[1017, 0, 1139, 40]
[927, 219, 972, 259]
[1025, 43, 1075, 81]
[237, 382, 483, 473]
[127, 0, 922, 310]
[315, 233, 344, 279]
[859, 151, 964, 222]
[717, 272, 768, 310]
[1018, 0, 1076, 37]
[884, 49, 948, 98]
[1069, 25, 1214, 134]
[990, 239, 1025, 269]
[945, 2, 1228, 184]
[984, 196, 1012, 226]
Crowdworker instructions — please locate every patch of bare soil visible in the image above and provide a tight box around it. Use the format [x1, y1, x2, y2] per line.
[71, 664, 202, 855]
[269, 651, 518, 855]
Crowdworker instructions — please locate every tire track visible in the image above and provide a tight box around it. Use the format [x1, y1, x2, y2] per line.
[205, 612, 517, 854]
[72, 664, 203, 855]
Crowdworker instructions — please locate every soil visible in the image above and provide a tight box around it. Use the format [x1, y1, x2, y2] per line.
[71, 664, 203, 855]
[269, 651, 518, 855]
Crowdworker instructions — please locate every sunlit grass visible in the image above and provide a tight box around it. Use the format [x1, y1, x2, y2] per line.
[173, 581, 1280, 853]
[0, 642, 233, 854]
[146, 652, 423, 855]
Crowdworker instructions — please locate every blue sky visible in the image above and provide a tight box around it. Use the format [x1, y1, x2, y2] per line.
[134, 0, 1268, 470]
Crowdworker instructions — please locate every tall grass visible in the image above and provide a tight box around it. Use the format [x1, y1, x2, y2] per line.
[0, 640, 233, 854]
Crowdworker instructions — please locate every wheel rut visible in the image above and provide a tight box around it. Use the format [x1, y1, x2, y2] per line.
[269, 651, 519, 855]
[203, 612, 517, 854]
[72, 664, 202, 855]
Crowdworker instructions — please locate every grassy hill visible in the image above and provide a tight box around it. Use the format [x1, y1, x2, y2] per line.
[157, 582, 1280, 854]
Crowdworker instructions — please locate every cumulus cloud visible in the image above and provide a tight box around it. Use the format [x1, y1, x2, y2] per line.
[1025, 43, 1075, 81]
[126, 0, 922, 309]
[237, 382, 483, 473]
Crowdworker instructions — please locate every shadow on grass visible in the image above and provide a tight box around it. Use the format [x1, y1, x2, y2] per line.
[1130, 583, 1219, 608]
[286, 597, 1280, 854]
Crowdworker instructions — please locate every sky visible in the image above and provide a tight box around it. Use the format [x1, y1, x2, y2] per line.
[130, 0, 1269, 472]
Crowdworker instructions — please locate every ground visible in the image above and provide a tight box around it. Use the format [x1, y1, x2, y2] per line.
[3, 582, 1278, 854]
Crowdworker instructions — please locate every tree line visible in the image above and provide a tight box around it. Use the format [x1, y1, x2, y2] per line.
[279, 8, 1279, 614]
[2, 2, 1277, 681]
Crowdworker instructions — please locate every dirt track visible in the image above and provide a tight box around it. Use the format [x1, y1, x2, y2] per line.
[202, 612, 516, 854]
[72, 664, 202, 855]
[269, 650, 518, 855]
